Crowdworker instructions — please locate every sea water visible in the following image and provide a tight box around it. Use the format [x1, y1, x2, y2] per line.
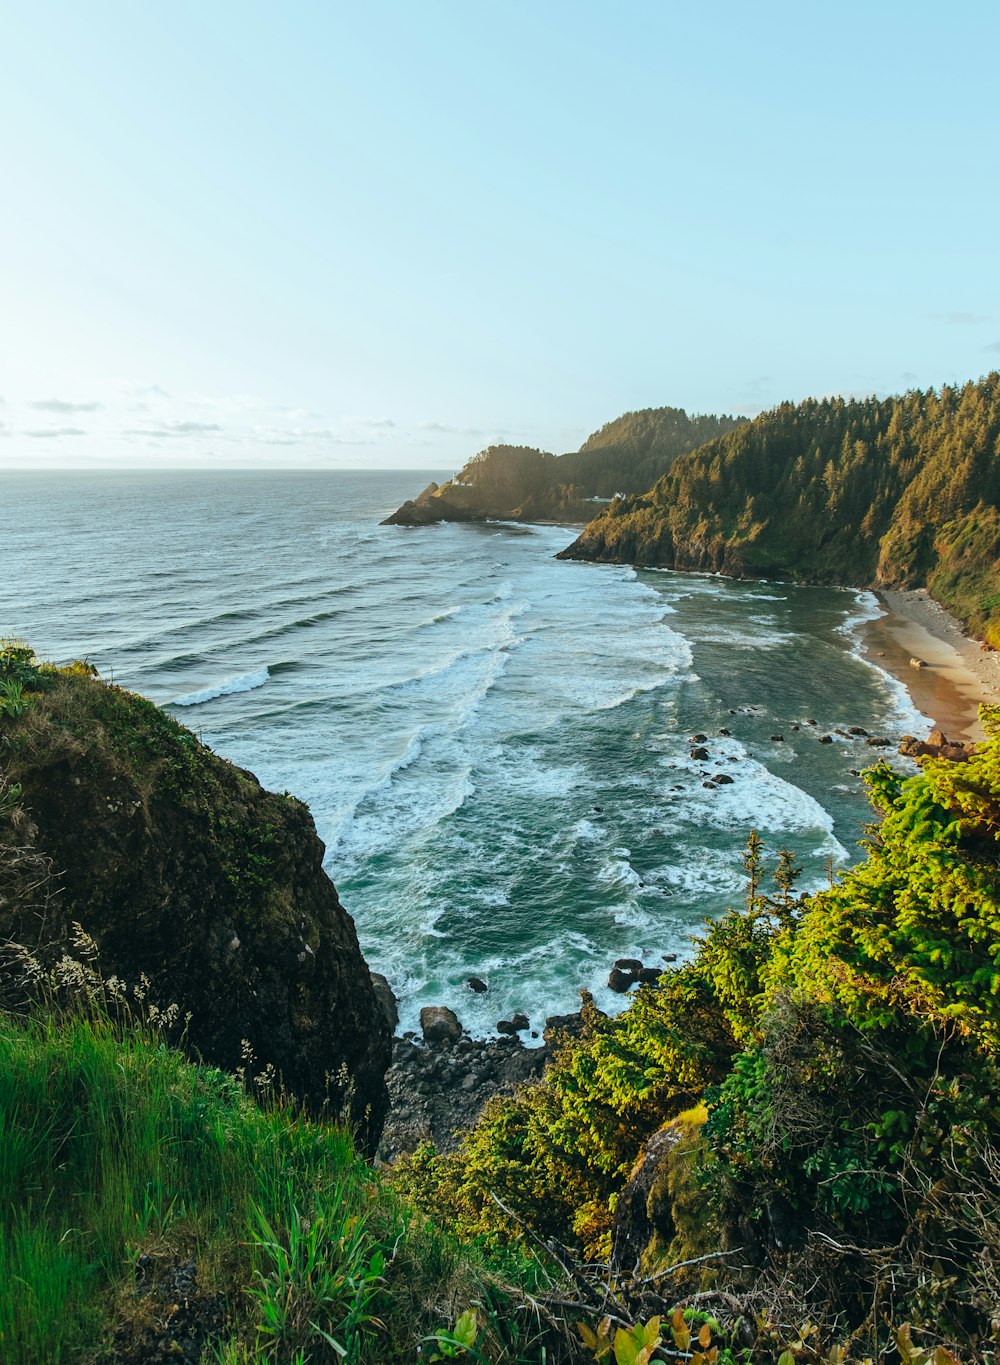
[1, 469, 930, 1037]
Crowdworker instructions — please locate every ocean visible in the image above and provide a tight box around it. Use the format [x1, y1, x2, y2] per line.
[2, 468, 930, 1038]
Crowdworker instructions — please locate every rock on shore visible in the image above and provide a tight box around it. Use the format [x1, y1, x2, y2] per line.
[377, 1006, 594, 1162]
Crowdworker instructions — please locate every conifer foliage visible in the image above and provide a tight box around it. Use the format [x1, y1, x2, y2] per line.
[395, 712, 1000, 1353]
[564, 375, 1000, 645]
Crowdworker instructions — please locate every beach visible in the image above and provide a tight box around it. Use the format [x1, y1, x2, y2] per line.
[863, 588, 1000, 743]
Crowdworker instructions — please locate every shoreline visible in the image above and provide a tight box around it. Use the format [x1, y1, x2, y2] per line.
[861, 588, 1000, 743]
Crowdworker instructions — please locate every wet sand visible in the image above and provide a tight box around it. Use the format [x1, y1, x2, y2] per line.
[861, 589, 1000, 743]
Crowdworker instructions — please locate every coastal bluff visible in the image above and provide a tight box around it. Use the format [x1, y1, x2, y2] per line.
[382, 407, 741, 528]
[0, 647, 391, 1150]
[557, 376, 1000, 647]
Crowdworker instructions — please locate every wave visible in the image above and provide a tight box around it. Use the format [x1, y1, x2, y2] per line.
[171, 665, 270, 707]
[837, 590, 931, 736]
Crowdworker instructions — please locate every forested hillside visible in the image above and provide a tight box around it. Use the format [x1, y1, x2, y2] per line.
[562, 375, 1000, 644]
[382, 406, 741, 524]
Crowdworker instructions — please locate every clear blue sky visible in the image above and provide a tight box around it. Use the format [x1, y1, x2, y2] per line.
[2, 1, 998, 469]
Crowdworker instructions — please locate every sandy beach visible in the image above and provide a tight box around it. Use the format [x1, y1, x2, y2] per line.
[862, 588, 1000, 743]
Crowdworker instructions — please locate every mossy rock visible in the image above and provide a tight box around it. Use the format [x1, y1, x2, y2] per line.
[0, 656, 391, 1150]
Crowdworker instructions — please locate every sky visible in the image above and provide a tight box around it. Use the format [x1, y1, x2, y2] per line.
[2, 0, 999, 471]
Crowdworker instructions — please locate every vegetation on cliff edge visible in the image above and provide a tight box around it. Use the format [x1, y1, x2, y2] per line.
[394, 711, 1000, 1359]
[6, 639, 999, 1360]
[0, 640, 391, 1145]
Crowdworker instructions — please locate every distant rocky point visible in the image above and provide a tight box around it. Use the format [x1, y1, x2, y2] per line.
[382, 407, 741, 528]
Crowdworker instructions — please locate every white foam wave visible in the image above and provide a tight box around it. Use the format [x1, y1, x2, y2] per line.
[667, 740, 843, 847]
[572, 818, 607, 843]
[693, 625, 794, 649]
[660, 852, 744, 900]
[172, 666, 269, 707]
[611, 902, 656, 929]
[836, 588, 882, 637]
[837, 590, 932, 737]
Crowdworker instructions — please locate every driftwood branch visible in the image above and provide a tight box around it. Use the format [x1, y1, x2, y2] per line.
[637, 1247, 742, 1284]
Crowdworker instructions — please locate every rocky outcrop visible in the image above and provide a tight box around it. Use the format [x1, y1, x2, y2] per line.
[381, 482, 478, 526]
[0, 664, 391, 1151]
[370, 972, 399, 1032]
[608, 957, 668, 993]
[556, 507, 678, 567]
[899, 727, 975, 763]
[378, 1030, 548, 1161]
[376, 1000, 604, 1162]
[610, 1106, 702, 1273]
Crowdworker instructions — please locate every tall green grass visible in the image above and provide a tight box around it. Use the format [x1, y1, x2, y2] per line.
[0, 1012, 551, 1363]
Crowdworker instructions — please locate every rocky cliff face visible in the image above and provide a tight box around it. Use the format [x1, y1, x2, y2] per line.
[556, 500, 679, 568]
[0, 657, 390, 1150]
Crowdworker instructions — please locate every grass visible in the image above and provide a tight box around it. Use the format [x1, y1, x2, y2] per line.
[0, 1009, 555, 1363]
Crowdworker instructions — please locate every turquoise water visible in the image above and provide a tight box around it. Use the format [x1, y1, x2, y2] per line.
[2, 469, 929, 1037]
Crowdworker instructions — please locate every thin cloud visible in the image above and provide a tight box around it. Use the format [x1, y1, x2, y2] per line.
[31, 398, 104, 413]
[24, 426, 87, 438]
[985, 341, 1000, 354]
[126, 384, 171, 399]
[417, 420, 485, 436]
[359, 417, 395, 429]
[282, 427, 373, 444]
[125, 421, 223, 437]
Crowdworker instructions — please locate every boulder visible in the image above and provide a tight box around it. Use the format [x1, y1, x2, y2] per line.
[638, 966, 662, 985]
[510, 1012, 529, 1032]
[467, 976, 488, 993]
[420, 1005, 462, 1046]
[608, 967, 635, 993]
[899, 731, 973, 764]
[613, 957, 643, 973]
[369, 972, 399, 1033]
[690, 746, 709, 760]
[819, 734, 833, 744]
[711, 772, 734, 785]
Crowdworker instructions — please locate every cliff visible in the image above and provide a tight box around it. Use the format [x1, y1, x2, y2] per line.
[0, 644, 390, 1149]
[382, 407, 742, 527]
[560, 375, 1000, 644]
